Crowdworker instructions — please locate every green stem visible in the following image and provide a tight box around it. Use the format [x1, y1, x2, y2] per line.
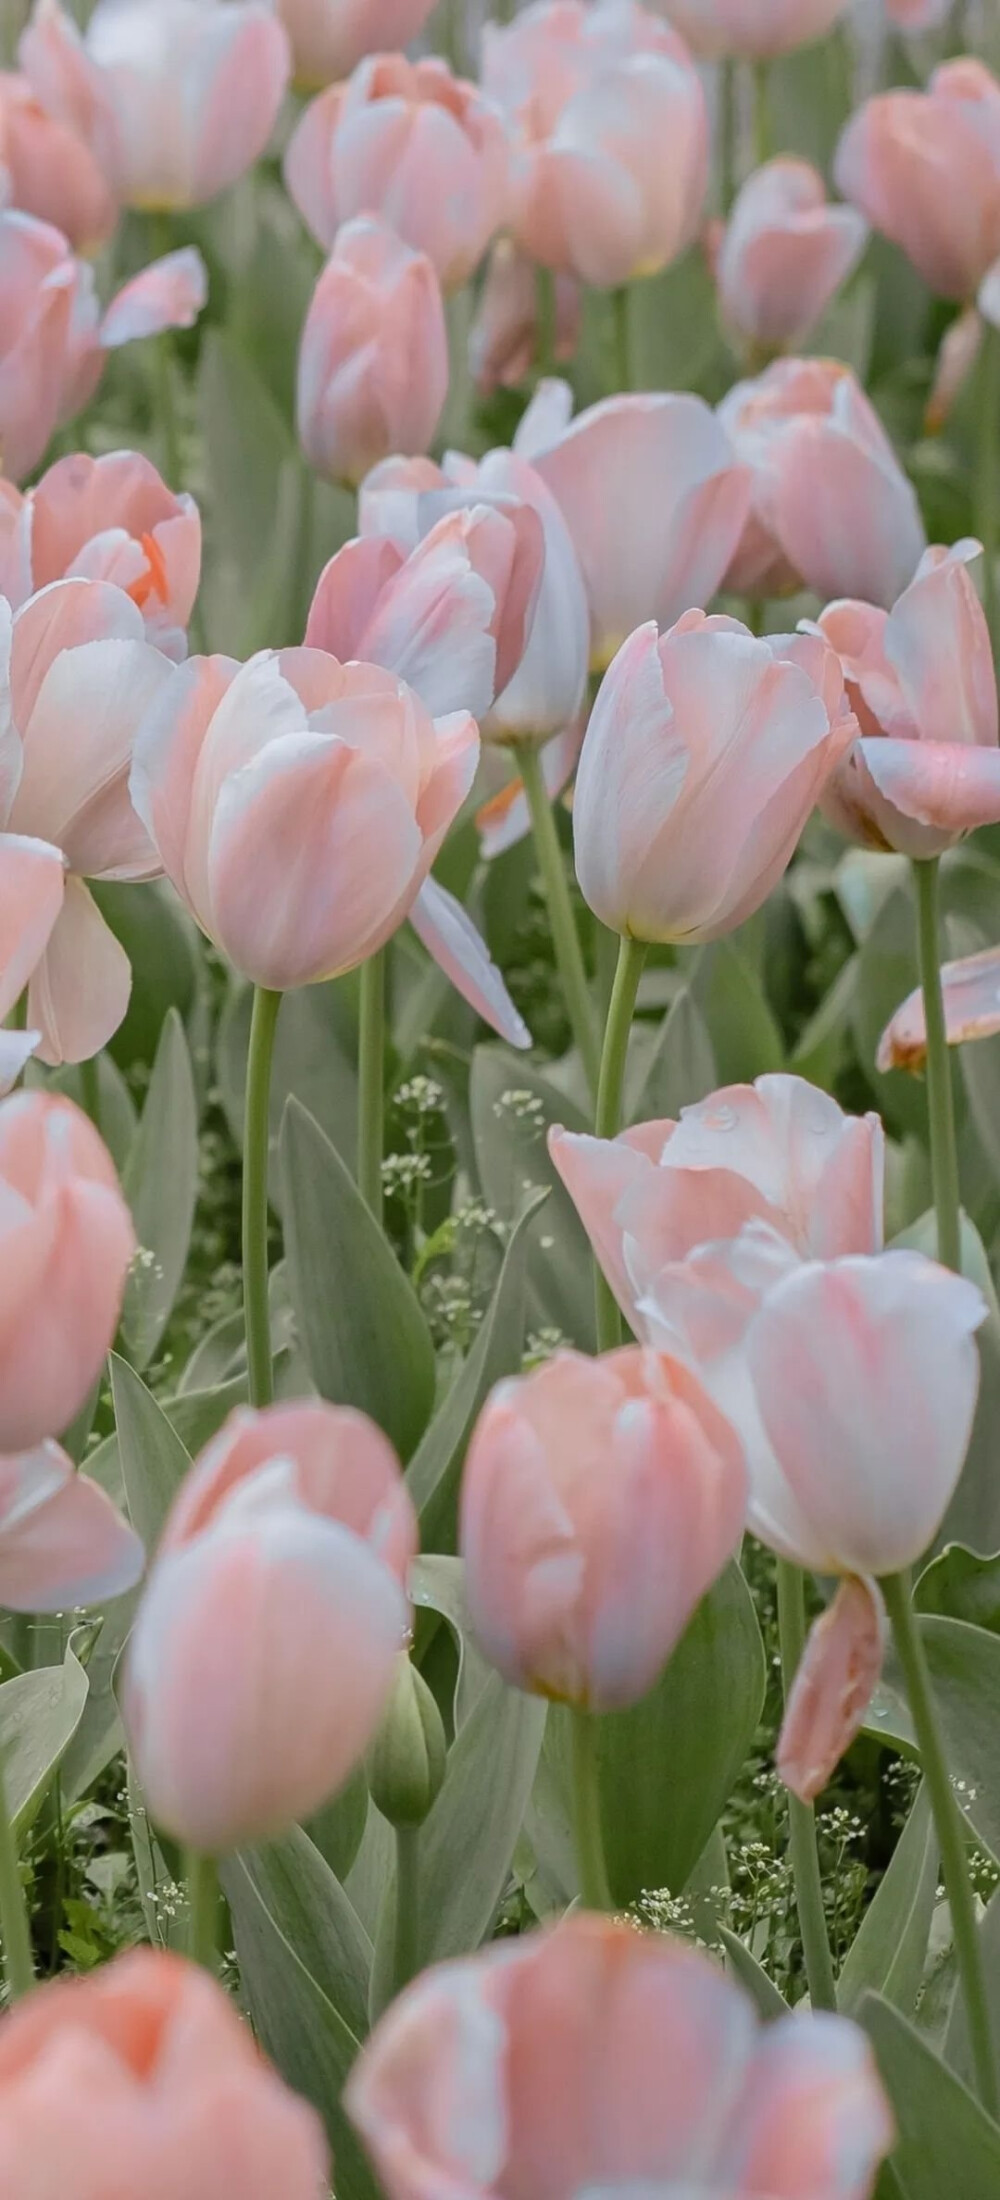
[78, 1051, 100, 1127]
[719, 55, 737, 214]
[358, 949, 386, 1224]
[0, 1745, 33, 2000]
[977, 322, 1000, 667]
[535, 265, 557, 382]
[594, 936, 646, 1350]
[913, 859, 961, 1273]
[515, 740, 601, 1103]
[611, 284, 632, 394]
[751, 58, 772, 168]
[186, 1851, 219, 1974]
[242, 986, 282, 1410]
[570, 1708, 612, 1911]
[391, 1824, 421, 1995]
[776, 1560, 838, 2011]
[882, 1568, 998, 2114]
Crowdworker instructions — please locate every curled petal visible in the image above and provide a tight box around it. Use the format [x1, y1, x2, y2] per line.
[27, 875, 131, 1068]
[878, 945, 1000, 1073]
[100, 248, 209, 349]
[777, 1575, 886, 1803]
[410, 878, 531, 1051]
[0, 831, 65, 1025]
[0, 1440, 144, 1612]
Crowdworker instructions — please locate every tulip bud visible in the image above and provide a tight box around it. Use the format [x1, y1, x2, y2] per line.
[297, 216, 448, 488]
[366, 1655, 447, 1827]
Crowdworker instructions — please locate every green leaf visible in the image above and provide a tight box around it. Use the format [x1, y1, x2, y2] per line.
[892, 1211, 1000, 1556]
[120, 1010, 199, 1371]
[90, 880, 199, 1075]
[280, 1098, 436, 1461]
[306, 1766, 370, 1885]
[945, 1885, 1000, 2093]
[403, 1673, 545, 1970]
[839, 1785, 938, 2019]
[110, 1353, 192, 1552]
[628, 986, 717, 1125]
[718, 1927, 789, 2022]
[0, 1638, 89, 1834]
[853, 882, 926, 1139]
[860, 1992, 1000, 2200]
[595, 1561, 766, 1906]
[867, 1616, 1000, 1864]
[689, 941, 784, 1086]
[197, 330, 302, 656]
[470, 1048, 596, 1350]
[917, 1546, 1000, 1634]
[217, 974, 359, 1181]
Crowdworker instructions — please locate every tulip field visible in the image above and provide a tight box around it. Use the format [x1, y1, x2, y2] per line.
[9, 0, 1000, 2191]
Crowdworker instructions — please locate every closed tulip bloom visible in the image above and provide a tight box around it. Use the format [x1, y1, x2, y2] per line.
[0, 208, 79, 481]
[278, 0, 436, 89]
[835, 60, 1000, 301]
[716, 159, 867, 354]
[718, 357, 926, 606]
[347, 1914, 894, 2200]
[817, 540, 1000, 858]
[513, 377, 751, 672]
[0, 1947, 329, 2199]
[298, 217, 448, 488]
[0, 1089, 134, 1453]
[469, 240, 582, 394]
[124, 1402, 416, 1850]
[0, 1437, 142, 1610]
[661, 0, 849, 56]
[0, 70, 116, 250]
[130, 646, 479, 992]
[0, 830, 65, 1090]
[877, 942, 1000, 1072]
[22, 0, 291, 213]
[0, 450, 200, 657]
[460, 1346, 746, 1711]
[573, 613, 855, 942]
[285, 53, 508, 288]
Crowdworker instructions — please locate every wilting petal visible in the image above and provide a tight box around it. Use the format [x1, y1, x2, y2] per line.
[777, 1575, 886, 1803]
[410, 878, 531, 1050]
[28, 875, 131, 1067]
[100, 248, 209, 349]
[878, 944, 1000, 1073]
[0, 1441, 143, 1611]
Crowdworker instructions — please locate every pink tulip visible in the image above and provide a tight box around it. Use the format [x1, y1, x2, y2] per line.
[835, 59, 1000, 301]
[22, 0, 291, 213]
[0, 208, 80, 481]
[878, 942, 1000, 1072]
[716, 158, 867, 353]
[0, 451, 200, 658]
[0, 830, 65, 1090]
[550, 1073, 884, 1337]
[0, 1947, 329, 2199]
[0, 1089, 135, 1452]
[98, 245, 208, 348]
[0, 70, 116, 249]
[460, 1345, 746, 1710]
[346, 1913, 894, 2200]
[124, 1402, 416, 1850]
[778, 1574, 886, 1804]
[469, 240, 582, 395]
[661, 0, 850, 56]
[513, 377, 751, 671]
[2, 578, 176, 1064]
[482, 0, 693, 126]
[573, 613, 855, 941]
[817, 540, 1000, 858]
[129, 646, 479, 992]
[278, 0, 436, 89]
[0, 1437, 142, 1610]
[718, 357, 926, 606]
[298, 216, 448, 489]
[284, 54, 508, 288]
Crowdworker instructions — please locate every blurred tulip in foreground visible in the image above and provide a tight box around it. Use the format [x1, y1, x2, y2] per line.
[460, 1346, 746, 1710]
[0, 1438, 142, 1610]
[718, 357, 926, 606]
[285, 53, 507, 288]
[0, 829, 64, 1089]
[0, 1089, 134, 1453]
[469, 240, 581, 394]
[878, 943, 1000, 1072]
[662, 0, 850, 56]
[835, 60, 1000, 302]
[817, 541, 1000, 858]
[514, 377, 751, 670]
[715, 158, 867, 355]
[347, 1913, 894, 2200]
[278, 0, 436, 88]
[573, 613, 854, 942]
[885, 0, 950, 22]
[124, 1402, 416, 1850]
[297, 216, 448, 489]
[0, 69, 115, 249]
[0, 450, 200, 657]
[0, 1947, 329, 2198]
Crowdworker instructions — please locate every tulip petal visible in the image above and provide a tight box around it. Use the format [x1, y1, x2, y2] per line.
[100, 248, 209, 349]
[0, 831, 65, 1023]
[777, 1575, 886, 1803]
[0, 1443, 144, 1611]
[28, 874, 132, 1068]
[410, 879, 531, 1050]
[858, 735, 1000, 847]
[878, 944, 1000, 1073]
[728, 2011, 896, 2195]
[13, 635, 173, 877]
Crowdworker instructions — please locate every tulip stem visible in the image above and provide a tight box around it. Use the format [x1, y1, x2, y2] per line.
[594, 934, 647, 1351]
[515, 740, 602, 1104]
[358, 948, 386, 1224]
[881, 1567, 998, 2115]
[611, 285, 632, 394]
[977, 322, 1000, 666]
[719, 56, 737, 214]
[186, 1851, 220, 1975]
[391, 1825, 421, 1995]
[751, 59, 772, 168]
[569, 1709, 612, 1911]
[913, 858, 961, 1273]
[0, 1745, 33, 2000]
[775, 1560, 837, 2011]
[535, 266, 557, 381]
[242, 985, 282, 1411]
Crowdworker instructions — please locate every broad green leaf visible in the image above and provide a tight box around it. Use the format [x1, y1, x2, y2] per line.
[945, 1885, 1000, 2093]
[27, 1050, 136, 1173]
[412, 1554, 495, 1730]
[718, 1927, 789, 2022]
[217, 974, 359, 1181]
[280, 1098, 436, 1460]
[0, 1639, 88, 1834]
[917, 1546, 1000, 1634]
[306, 1766, 370, 1885]
[595, 1562, 766, 1905]
[860, 1992, 1000, 2200]
[120, 1010, 199, 1371]
[197, 330, 301, 655]
[853, 881, 925, 1138]
[839, 1785, 938, 2019]
[61, 1589, 138, 1803]
[344, 1801, 395, 1944]
[110, 1353, 192, 1552]
[689, 941, 783, 1086]
[867, 1616, 1000, 1863]
[470, 1047, 596, 1350]
[628, 986, 717, 1125]
[91, 880, 199, 1074]
[405, 1673, 545, 1970]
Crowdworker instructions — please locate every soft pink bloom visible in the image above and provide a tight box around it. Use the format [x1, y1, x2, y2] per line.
[549, 1074, 884, 1338]
[285, 53, 508, 288]
[878, 942, 1000, 1072]
[346, 1913, 894, 2200]
[0, 1437, 142, 1610]
[0, 1948, 329, 2199]
[0, 830, 64, 1090]
[22, 0, 291, 213]
[129, 646, 479, 992]
[0, 1088, 135, 1453]
[817, 540, 1000, 858]
[0, 450, 201, 658]
[716, 158, 867, 353]
[778, 1574, 886, 1804]
[408, 878, 531, 1051]
[718, 357, 926, 606]
[124, 1401, 416, 1850]
[482, 0, 693, 123]
[278, 0, 436, 89]
[0, 70, 115, 249]
[835, 59, 1000, 301]
[98, 245, 207, 348]
[469, 240, 581, 395]
[925, 304, 982, 433]
[297, 216, 448, 489]
[661, 0, 850, 56]
[513, 377, 751, 672]
[460, 1345, 746, 1711]
[573, 613, 855, 942]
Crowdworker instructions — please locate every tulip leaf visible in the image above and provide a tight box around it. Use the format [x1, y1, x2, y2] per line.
[860, 1992, 1000, 2200]
[917, 1547, 1000, 1635]
[92, 880, 199, 1075]
[470, 1047, 596, 1350]
[628, 985, 716, 1125]
[120, 1009, 200, 1371]
[110, 1352, 192, 1554]
[718, 1928, 789, 2022]
[594, 1560, 766, 1905]
[689, 941, 784, 1087]
[217, 974, 359, 1184]
[0, 1638, 89, 1835]
[945, 1884, 1000, 2094]
[867, 1617, 1000, 1865]
[306, 1766, 370, 1885]
[839, 1785, 938, 2019]
[280, 1098, 436, 1461]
